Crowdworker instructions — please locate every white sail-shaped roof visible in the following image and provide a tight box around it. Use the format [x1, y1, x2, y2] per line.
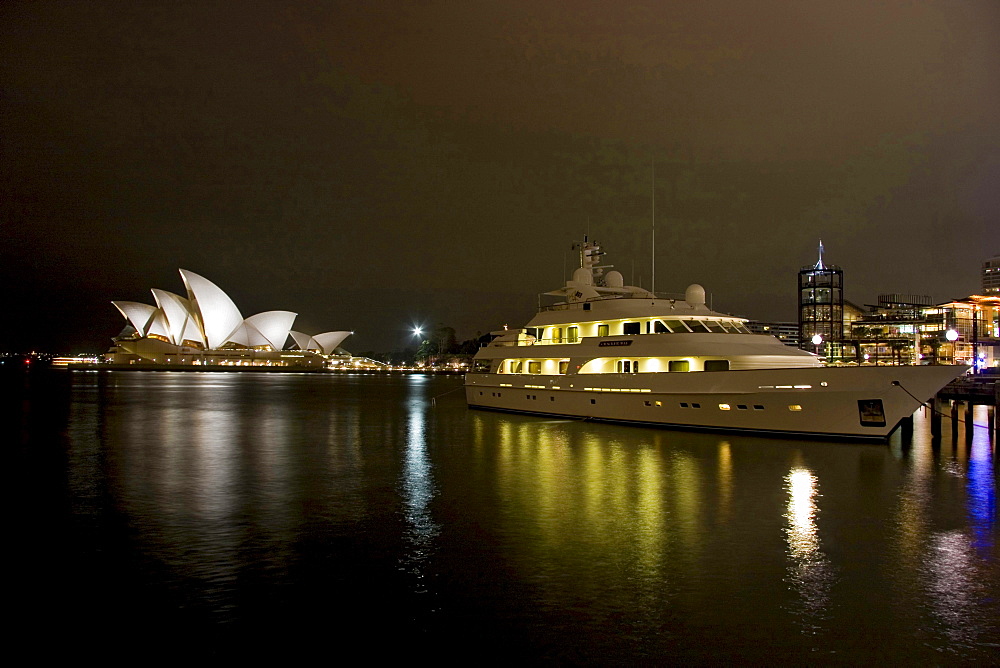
[179, 269, 244, 350]
[289, 331, 320, 352]
[179, 317, 205, 347]
[151, 289, 198, 346]
[244, 311, 296, 350]
[112, 301, 157, 335]
[313, 331, 352, 355]
[147, 310, 171, 339]
[224, 323, 256, 348]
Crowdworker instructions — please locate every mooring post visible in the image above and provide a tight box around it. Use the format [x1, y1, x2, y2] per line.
[900, 414, 913, 446]
[951, 400, 960, 440]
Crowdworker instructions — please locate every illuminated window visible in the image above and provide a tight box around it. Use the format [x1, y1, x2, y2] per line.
[669, 360, 690, 372]
[704, 360, 730, 372]
[597, 324, 609, 337]
[528, 361, 541, 374]
[552, 328, 563, 343]
[686, 320, 711, 333]
[655, 401, 662, 407]
[559, 360, 569, 374]
[719, 403, 731, 410]
[788, 405, 803, 411]
[567, 326, 579, 343]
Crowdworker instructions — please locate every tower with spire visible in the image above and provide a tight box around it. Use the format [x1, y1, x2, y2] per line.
[798, 240, 844, 355]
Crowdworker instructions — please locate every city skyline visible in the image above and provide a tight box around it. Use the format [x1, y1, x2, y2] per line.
[3, 1, 999, 353]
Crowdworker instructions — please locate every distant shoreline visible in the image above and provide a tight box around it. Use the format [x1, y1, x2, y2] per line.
[59, 363, 464, 375]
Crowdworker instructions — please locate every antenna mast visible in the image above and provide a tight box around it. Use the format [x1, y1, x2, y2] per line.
[651, 159, 656, 295]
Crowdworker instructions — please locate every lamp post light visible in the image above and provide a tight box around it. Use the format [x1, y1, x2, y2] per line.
[811, 333, 823, 359]
[945, 328, 959, 366]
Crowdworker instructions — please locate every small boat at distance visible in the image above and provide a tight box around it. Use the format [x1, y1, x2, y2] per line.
[465, 239, 966, 440]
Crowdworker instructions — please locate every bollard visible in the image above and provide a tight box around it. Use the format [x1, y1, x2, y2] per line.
[900, 414, 913, 447]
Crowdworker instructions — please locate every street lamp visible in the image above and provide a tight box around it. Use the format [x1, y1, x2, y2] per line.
[811, 333, 823, 358]
[945, 328, 959, 366]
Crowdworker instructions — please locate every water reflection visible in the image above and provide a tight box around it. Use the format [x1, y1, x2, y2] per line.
[23, 371, 996, 662]
[783, 465, 834, 629]
[399, 377, 440, 595]
[966, 406, 995, 556]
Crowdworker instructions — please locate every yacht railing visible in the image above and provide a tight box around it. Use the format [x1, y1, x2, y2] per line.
[538, 292, 689, 313]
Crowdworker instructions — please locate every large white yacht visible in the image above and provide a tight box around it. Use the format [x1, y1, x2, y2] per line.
[465, 239, 966, 440]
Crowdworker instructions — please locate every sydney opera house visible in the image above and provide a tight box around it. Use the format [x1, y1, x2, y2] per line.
[106, 269, 350, 369]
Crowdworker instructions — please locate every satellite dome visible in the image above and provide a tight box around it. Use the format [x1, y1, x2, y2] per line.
[605, 270, 624, 288]
[572, 267, 593, 285]
[685, 284, 706, 307]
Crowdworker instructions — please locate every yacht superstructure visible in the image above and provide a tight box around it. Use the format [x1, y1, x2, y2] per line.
[464, 239, 966, 440]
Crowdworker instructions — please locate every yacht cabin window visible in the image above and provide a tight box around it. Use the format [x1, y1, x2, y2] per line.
[669, 360, 690, 372]
[616, 360, 640, 373]
[623, 322, 640, 335]
[704, 360, 730, 372]
[686, 321, 711, 333]
[664, 320, 688, 332]
[597, 324, 609, 337]
[704, 321, 725, 333]
[567, 326, 579, 343]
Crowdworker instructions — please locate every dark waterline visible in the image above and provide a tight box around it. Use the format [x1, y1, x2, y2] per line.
[7, 370, 998, 663]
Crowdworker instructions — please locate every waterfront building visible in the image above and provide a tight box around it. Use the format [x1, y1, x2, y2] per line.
[839, 294, 998, 369]
[745, 321, 799, 347]
[798, 241, 844, 357]
[843, 294, 933, 365]
[983, 254, 1000, 295]
[106, 269, 351, 368]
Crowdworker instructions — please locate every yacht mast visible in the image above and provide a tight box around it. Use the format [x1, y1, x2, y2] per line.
[651, 159, 656, 295]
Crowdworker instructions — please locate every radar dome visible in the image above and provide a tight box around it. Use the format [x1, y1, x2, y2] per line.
[685, 284, 706, 307]
[572, 267, 593, 285]
[605, 270, 624, 288]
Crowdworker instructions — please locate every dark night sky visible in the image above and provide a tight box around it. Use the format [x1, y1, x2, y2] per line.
[3, 1, 999, 354]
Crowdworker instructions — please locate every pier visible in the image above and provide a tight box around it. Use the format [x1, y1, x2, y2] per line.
[916, 375, 998, 447]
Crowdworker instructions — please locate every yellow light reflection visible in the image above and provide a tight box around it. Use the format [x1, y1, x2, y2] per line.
[783, 464, 833, 626]
[785, 467, 819, 559]
[716, 442, 732, 523]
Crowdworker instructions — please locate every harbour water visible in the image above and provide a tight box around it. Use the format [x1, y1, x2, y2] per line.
[8, 370, 998, 663]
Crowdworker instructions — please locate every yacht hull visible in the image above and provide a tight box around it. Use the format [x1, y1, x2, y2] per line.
[465, 365, 966, 440]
